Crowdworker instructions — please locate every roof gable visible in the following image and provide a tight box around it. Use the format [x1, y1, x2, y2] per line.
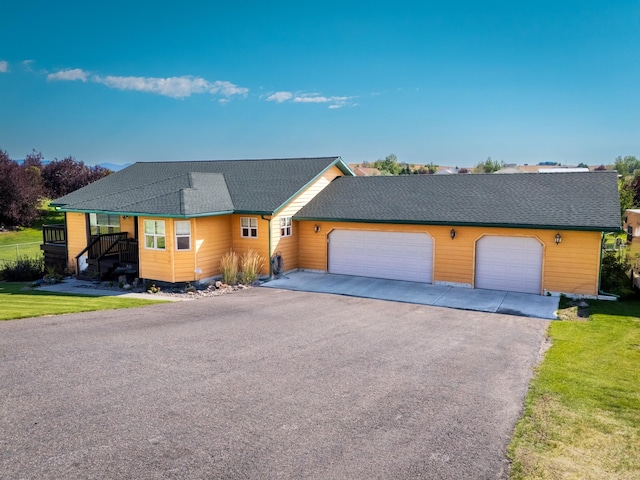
[52, 156, 350, 216]
[294, 172, 621, 231]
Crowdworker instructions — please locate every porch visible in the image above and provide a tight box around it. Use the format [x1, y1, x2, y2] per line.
[41, 225, 140, 280]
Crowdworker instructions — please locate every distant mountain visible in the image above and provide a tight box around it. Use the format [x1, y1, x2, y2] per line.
[98, 162, 131, 171]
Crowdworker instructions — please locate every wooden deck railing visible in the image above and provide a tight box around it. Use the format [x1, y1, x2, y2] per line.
[42, 224, 66, 244]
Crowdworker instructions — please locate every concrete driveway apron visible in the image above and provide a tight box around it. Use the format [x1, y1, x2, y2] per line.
[262, 271, 559, 319]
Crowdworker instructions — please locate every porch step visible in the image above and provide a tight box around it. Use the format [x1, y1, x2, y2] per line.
[78, 256, 121, 281]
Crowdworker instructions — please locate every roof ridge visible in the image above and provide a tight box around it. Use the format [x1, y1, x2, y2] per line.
[132, 156, 340, 165]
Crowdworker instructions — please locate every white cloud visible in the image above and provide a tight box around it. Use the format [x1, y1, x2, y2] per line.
[44, 67, 248, 100]
[0, 60, 9, 73]
[47, 68, 89, 82]
[266, 91, 293, 103]
[209, 80, 249, 97]
[266, 91, 355, 108]
[93, 75, 212, 98]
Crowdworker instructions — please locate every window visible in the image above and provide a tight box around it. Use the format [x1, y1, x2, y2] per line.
[175, 220, 191, 250]
[241, 217, 258, 238]
[280, 216, 292, 237]
[89, 213, 120, 235]
[144, 220, 166, 250]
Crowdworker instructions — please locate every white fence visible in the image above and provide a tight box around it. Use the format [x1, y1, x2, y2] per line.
[0, 242, 42, 262]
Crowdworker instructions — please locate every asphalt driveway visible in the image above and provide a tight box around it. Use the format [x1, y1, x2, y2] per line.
[0, 288, 549, 479]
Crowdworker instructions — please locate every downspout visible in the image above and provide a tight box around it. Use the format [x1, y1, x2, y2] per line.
[261, 215, 272, 280]
[598, 231, 620, 298]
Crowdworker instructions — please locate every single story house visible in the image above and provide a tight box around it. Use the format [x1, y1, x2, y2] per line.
[43, 157, 621, 296]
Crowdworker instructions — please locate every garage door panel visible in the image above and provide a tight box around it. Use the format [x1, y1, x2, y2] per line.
[329, 230, 432, 283]
[475, 236, 542, 294]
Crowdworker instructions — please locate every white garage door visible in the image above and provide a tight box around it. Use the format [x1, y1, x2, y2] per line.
[475, 236, 543, 294]
[328, 230, 433, 283]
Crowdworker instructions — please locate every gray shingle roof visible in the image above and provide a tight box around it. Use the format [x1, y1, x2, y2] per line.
[52, 157, 348, 216]
[294, 172, 621, 231]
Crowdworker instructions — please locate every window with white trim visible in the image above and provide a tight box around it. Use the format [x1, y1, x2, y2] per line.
[175, 220, 191, 250]
[89, 213, 120, 235]
[280, 216, 292, 237]
[241, 217, 258, 238]
[144, 220, 166, 250]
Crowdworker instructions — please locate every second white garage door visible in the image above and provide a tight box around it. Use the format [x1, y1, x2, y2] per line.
[475, 236, 543, 294]
[328, 230, 433, 283]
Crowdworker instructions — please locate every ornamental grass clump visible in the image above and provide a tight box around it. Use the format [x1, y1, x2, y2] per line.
[240, 249, 264, 285]
[220, 250, 239, 284]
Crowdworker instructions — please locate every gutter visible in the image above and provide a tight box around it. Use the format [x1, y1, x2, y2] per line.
[261, 214, 273, 281]
[292, 216, 618, 233]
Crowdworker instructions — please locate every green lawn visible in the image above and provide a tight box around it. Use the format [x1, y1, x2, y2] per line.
[0, 282, 167, 321]
[508, 300, 640, 479]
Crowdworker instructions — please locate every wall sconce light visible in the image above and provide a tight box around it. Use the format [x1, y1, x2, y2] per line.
[314, 224, 321, 234]
[122, 216, 129, 220]
[450, 228, 456, 240]
[555, 233, 562, 245]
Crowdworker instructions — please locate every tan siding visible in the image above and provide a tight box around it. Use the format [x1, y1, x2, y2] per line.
[139, 217, 175, 282]
[271, 165, 344, 270]
[298, 221, 602, 295]
[542, 230, 601, 295]
[120, 216, 135, 237]
[65, 212, 88, 270]
[193, 215, 233, 279]
[231, 215, 271, 274]
[173, 218, 196, 282]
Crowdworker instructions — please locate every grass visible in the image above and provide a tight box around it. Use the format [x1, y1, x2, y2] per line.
[0, 282, 167, 321]
[508, 299, 640, 479]
[240, 249, 265, 284]
[0, 202, 64, 262]
[220, 250, 239, 284]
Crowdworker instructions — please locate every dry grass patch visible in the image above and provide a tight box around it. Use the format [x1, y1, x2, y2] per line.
[509, 300, 640, 479]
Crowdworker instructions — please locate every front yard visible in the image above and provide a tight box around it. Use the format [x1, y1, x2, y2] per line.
[0, 282, 166, 321]
[508, 299, 640, 479]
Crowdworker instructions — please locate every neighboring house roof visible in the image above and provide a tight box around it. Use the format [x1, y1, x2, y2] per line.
[353, 167, 382, 176]
[494, 166, 525, 174]
[51, 157, 352, 216]
[434, 168, 459, 175]
[295, 171, 621, 231]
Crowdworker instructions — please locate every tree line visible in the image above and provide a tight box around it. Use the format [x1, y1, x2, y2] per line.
[0, 149, 112, 227]
[364, 154, 507, 175]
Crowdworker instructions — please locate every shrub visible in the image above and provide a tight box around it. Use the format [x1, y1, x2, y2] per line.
[240, 249, 265, 284]
[1, 255, 45, 281]
[600, 250, 634, 298]
[220, 250, 239, 284]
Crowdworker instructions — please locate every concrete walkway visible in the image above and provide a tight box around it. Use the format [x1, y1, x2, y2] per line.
[262, 271, 559, 319]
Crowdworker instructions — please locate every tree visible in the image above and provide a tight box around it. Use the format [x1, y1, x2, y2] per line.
[0, 150, 45, 226]
[576, 162, 589, 169]
[373, 154, 402, 175]
[22, 150, 45, 194]
[619, 178, 636, 221]
[42, 156, 111, 198]
[474, 157, 505, 173]
[614, 155, 640, 176]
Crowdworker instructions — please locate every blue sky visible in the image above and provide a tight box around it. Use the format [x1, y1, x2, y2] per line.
[1, 1, 639, 167]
